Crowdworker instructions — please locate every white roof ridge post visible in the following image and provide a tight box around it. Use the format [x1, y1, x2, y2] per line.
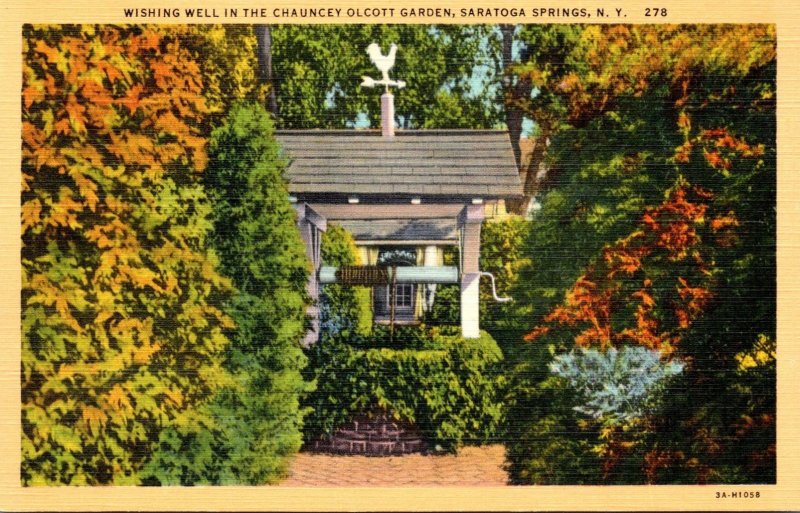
[459, 205, 484, 338]
[381, 92, 395, 138]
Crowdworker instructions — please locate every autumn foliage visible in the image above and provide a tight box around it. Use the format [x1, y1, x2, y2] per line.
[22, 25, 232, 485]
[505, 24, 775, 484]
[525, 182, 717, 354]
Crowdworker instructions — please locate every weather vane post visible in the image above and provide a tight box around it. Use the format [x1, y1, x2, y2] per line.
[360, 43, 406, 137]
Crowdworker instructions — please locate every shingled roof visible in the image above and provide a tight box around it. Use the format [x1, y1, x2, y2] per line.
[276, 130, 522, 198]
[337, 219, 458, 242]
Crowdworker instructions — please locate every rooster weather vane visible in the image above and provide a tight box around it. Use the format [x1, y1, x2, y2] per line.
[360, 43, 406, 92]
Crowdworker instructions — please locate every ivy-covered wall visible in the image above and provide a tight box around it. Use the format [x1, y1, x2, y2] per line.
[304, 327, 505, 452]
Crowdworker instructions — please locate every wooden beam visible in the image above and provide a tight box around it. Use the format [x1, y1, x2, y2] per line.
[308, 203, 466, 220]
[294, 203, 327, 231]
[355, 239, 458, 246]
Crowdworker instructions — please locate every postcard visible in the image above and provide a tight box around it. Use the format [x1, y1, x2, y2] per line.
[1, 0, 798, 510]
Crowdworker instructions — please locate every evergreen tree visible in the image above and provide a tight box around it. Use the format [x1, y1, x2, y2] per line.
[203, 102, 313, 484]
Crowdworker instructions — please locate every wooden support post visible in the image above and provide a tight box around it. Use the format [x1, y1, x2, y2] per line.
[459, 205, 484, 339]
[294, 203, 327, 346]
[389, 264, 397, 343]
[423, 245, 439, 313]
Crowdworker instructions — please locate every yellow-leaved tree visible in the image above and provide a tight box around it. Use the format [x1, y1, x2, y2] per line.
[22, 25, 232, 485]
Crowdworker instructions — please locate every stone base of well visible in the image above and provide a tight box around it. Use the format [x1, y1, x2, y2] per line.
[310, 412, 427, 456]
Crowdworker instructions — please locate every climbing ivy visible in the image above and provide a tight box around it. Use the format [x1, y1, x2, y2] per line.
[305, 328, 505, 452]
[319, 224, 372, 336]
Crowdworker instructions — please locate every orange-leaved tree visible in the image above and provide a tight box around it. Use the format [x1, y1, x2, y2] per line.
[505, 24, 775, 484]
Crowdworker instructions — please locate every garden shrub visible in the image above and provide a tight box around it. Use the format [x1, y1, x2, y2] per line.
[549, 347, 684, 423]
[341, 324, 434, 350]
[505, 381, 602, 484]
[425, 246, 461, 326]
[425, 285, 460, 326]
[319, 224, 372, 336]
[304, 328, 505, 452]
[503, 342, 602, 484]
[479, 218, 532, 335]
[505, 346, 686, 485]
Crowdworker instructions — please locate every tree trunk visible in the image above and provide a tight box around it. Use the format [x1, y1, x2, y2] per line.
[502, 25, 538, 166]
[501, 25, 526, 169]
[501, 25, 538, 214]
[255, 25, 279, 118]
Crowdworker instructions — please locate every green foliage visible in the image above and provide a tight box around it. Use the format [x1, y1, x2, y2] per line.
[271, 25, 502, 129]
[505, 343, 662, 485]
[345, 324, 438, 350]
[424, 246, 461, 326]
[21, 25, 233, 485]
[305, 328, 504, 451]
[161, 101, 313, 485]
[178, 25, 268, 124]
[503, 342, 601, 484]
[140, 415, 229, 486]
[425, 285, 460, 326]
[478, 217, 532, 350]
[319, 223, 372, 336]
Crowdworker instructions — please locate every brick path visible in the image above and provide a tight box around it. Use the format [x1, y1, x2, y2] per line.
[277, 445, 509, 486]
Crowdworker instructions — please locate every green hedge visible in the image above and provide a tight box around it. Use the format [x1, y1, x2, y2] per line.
[425, 285, 460, 325]
[304, 328, 505, 452]
[424, 246, 461, 326]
